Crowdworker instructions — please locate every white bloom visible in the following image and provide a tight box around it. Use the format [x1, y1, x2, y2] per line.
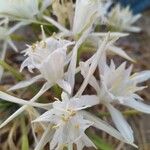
[0, 0, 39, 19]
[99, 61, 150, 106]
[9, 32, 74, 94]
[73, 0, 111, 35]
[33, 92, 129, 150]
[73, 0, 99, 34]
[108, 4, 141, 32]
[80, 59, 150, 144]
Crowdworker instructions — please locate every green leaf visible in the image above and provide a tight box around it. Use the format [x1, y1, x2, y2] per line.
[21, 117, 29, 150]
[0, 60, 24, 81]
[88, 132, 114, 150]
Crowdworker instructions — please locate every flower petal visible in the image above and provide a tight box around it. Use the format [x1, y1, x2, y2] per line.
[35, 126, 54, 150]
[0, 91, 51, 109]
[8, 75, 43, 91]
[123, 98, 150, 114]
[39, 49, 65, 83]
[57, 80, 72, 95]
[131, 70, 150, 83]
[68, 95, 99, 111]
[109, 46, 134, 62]
[106, 104, 134, 143]
[0, 82, 52, 128]
[82, 111, 136, 147]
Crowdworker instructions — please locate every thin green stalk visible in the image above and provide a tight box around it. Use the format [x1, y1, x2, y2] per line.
[53, 85, 62, 99]
[21, 117, 29, 150]
[88, 132, 114, 150]
[0, 60, 24, 81]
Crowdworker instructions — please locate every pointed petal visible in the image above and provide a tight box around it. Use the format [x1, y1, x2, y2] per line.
[75, 34, 111, 97]
[39, 49, 65, 83]
[91, 32, 129, 38]
[8, 75, 43, 91]
[82, 111, 126, 142]
[67, 29, 90, 93]
[0, 91, 52, 109]
[131, 70, 150, 83]
[82, 110, 137, 147]
[35, 126, 54, 150]
[69, 95, 99, 111]
[43, 15, 70, 33]
[123, 98, 150, 114]
[106, 104, 134, 143]
[0, 82, 52, 128]
[109, 46, 134, 62]
[7, 39, 18, 52]
[80, 61, 100, 94]
[7, 21, 28, 35]
[57, 80, 71, 95]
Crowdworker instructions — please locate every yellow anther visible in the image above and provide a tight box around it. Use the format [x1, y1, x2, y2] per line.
[31, 44, 36, 51]
[52, 124, 59, 129]
[75, 124, 80, 129]
[41, 41, 47, 48]
[61, 116, 69, 122]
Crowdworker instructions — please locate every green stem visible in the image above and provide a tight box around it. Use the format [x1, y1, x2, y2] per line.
[53, 85, 62, 99]
[0, 60, 24, 81]
[21, 117, 29, 150]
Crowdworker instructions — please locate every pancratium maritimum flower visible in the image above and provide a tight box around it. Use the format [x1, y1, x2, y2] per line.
[9, 29, 74, 94]
[108, 4, 141, 32]
[0, 0, 52, 20]
[80, 60, 150, 145]
[32, 92, 131, 150]
[0, 0, 39, 20]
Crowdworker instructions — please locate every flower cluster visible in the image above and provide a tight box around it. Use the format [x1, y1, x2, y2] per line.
[0, 0, 149, 150]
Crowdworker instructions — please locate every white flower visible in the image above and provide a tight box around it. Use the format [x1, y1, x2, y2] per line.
[9, 31, 74, 94]
[80, 60, 150, 144]
[108, 4, 141, 32]
[32, 92, 130, 150]
[0, 0, 39, 19]
[72, 0, 100, 34]
[73, 0, 112, 35]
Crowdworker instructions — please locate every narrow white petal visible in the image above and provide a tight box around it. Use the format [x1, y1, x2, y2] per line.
[0, 91, 51, 109]
[7, 22, 28, 35]
[77, 95, 99, 109]
[123, 98, 150, 114]
[109, 46, 134, 62]
[75, 34, 110, 97]
[131, 70, 150, 83]
[7, 39, 18, 52]
[130, 14, 142, 24]
[106, 104, 134, 143]
[80, 61, 100, 94]
[82, 111, 126, 142]
[0, 82, 52, 128]
[0, 105, 27, 128]
[39, 49, 65, 83]
[91, 32, 129, 38]
[67, 29, 90, 93]
[35, 126, 54, 150]
[126, 26, 141, 33]
[82, 111, 137, 147]
[33, 110, 55, 123]
[57, 80, 71, 95]
[8, 75, 43, 91]
[43, 15, 70, 33]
